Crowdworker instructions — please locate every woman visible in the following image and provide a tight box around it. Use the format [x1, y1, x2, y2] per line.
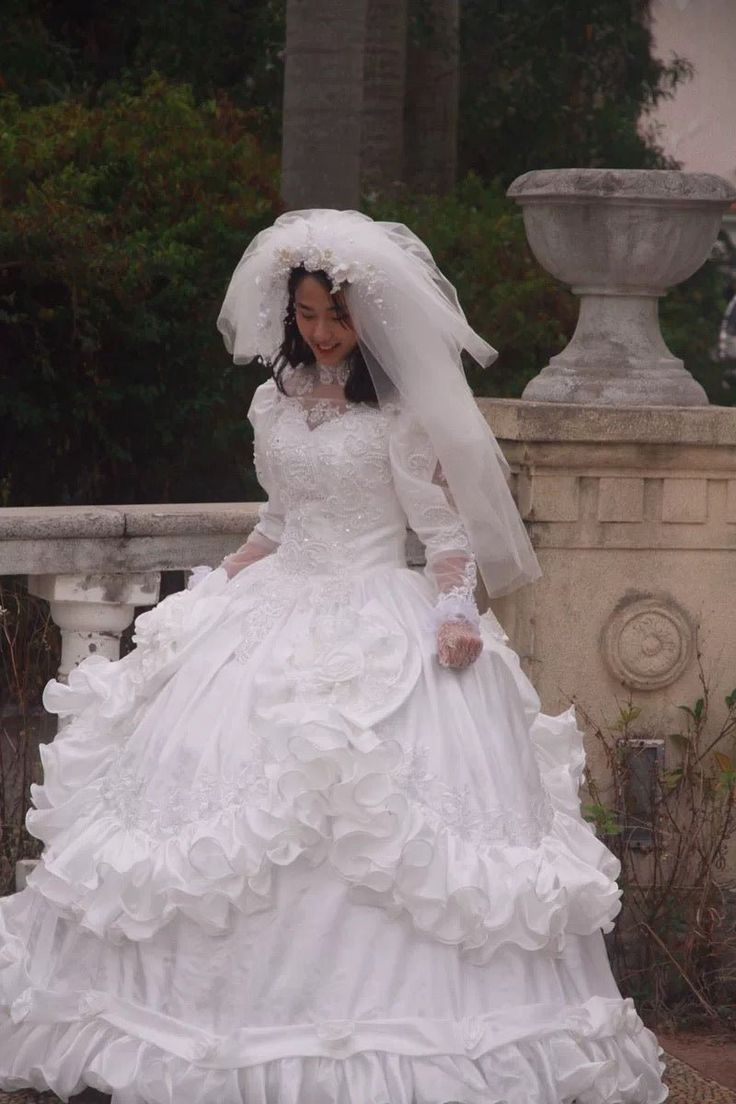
[0, 210, 667, 1103]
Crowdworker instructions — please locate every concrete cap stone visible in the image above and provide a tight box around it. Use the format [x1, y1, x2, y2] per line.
[0, 506, 125, 540]
[481, 398, 736, 446]
[0, 502, 260, 541]
[507, 168, 736, 206]
[120, 503, 258, 537]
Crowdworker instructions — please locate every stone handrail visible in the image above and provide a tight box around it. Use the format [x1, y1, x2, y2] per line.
[0, 502, 264, 679]
[0, 502, 262, 576]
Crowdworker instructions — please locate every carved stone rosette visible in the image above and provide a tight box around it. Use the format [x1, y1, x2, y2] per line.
[602, 596, 694, 691]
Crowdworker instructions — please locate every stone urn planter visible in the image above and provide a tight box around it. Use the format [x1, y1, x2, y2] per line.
[507, 169, 736, 406]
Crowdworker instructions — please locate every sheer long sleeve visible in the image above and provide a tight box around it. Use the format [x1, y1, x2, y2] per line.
[221, 381, 285, 581]
[388, 410, 480, 630]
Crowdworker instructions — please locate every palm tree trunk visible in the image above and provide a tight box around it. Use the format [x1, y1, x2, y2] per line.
[361, 0, 408, 195]
[281, 0, 368, 209]
[404, 0, 459, 194]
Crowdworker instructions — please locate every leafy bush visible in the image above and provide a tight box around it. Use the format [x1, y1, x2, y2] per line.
[580, 670, 736, 1023]
[0, 76, 280, 507]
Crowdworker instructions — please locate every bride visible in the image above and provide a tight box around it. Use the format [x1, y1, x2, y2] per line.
[0, 210, 667, 1104]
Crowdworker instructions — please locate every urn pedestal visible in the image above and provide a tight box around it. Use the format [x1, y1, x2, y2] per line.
[507, 169, 736, 406]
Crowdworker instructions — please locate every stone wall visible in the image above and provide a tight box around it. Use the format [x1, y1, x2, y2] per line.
[484, 398, 736, 795]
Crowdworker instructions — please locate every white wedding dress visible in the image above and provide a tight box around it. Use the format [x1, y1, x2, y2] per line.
[0, 367, 667, 1104]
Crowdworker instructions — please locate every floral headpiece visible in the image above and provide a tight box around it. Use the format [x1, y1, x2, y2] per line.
[237, 216, 385, 355]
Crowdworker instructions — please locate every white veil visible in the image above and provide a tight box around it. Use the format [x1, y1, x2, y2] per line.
[217, 209, 540, 598]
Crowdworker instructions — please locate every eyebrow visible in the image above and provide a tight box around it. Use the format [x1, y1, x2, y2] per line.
[296, 301, 343, 313]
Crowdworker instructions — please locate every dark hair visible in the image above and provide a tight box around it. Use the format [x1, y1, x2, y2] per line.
[271, 267, 378, 404]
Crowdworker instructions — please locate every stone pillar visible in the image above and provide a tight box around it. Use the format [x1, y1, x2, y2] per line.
[16, 573, 160, 890]
[28, 573, 161, 680]
[484, 398, 736, 782]
[507, 169, 736, 406]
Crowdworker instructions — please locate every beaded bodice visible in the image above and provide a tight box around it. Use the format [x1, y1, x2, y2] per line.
[247, 363, 476, 604]
[256, 366, 408, 577]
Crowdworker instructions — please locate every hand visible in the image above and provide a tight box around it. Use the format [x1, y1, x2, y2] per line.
[436, 620, 483, 669]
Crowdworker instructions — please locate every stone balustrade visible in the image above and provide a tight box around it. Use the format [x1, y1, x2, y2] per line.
[0, 503, 263, 676]
[0, 504, 267, 891]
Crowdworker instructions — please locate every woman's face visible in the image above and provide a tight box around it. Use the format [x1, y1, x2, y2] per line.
[294, 275, 358, 366]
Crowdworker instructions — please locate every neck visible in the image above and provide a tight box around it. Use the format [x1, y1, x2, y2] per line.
[315, 360, 350, 385]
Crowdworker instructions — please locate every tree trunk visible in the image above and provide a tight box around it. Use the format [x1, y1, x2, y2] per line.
[281, 0, 368, 210]
[404, 0, 459, 194]
[360, 0, 408, 196]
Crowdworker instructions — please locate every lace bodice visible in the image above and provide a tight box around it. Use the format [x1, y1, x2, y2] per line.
[222, 364, 478, 615]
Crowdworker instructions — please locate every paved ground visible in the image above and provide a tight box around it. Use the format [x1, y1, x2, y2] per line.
[658, 1032, 736, 1093]
[1, 1049, 734, 1104]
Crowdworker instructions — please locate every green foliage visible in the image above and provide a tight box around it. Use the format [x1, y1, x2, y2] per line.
[0, 0, 286, 143]
[131, 0, 285, 141]
[581, 802, 622, 837]
[582, 679, 736, 1020]
[0, 4, 75, 104]
[366, 175, 578, 397]
[459, 0, 693, 185]
[0, 76, 281, 506]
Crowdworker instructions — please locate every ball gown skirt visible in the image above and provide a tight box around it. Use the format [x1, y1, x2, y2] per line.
[0, 382, 668, 1103]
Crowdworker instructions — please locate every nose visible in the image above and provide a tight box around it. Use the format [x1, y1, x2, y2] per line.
[313, 315, 333, 343]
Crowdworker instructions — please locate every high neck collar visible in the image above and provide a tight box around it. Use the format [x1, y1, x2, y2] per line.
[315, 361, 350, 386]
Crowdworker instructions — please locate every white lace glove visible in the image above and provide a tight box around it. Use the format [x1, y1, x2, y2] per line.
[427, 554, 483, 669]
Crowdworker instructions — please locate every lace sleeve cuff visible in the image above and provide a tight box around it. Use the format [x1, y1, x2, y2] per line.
[427, 555, 481, 632]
